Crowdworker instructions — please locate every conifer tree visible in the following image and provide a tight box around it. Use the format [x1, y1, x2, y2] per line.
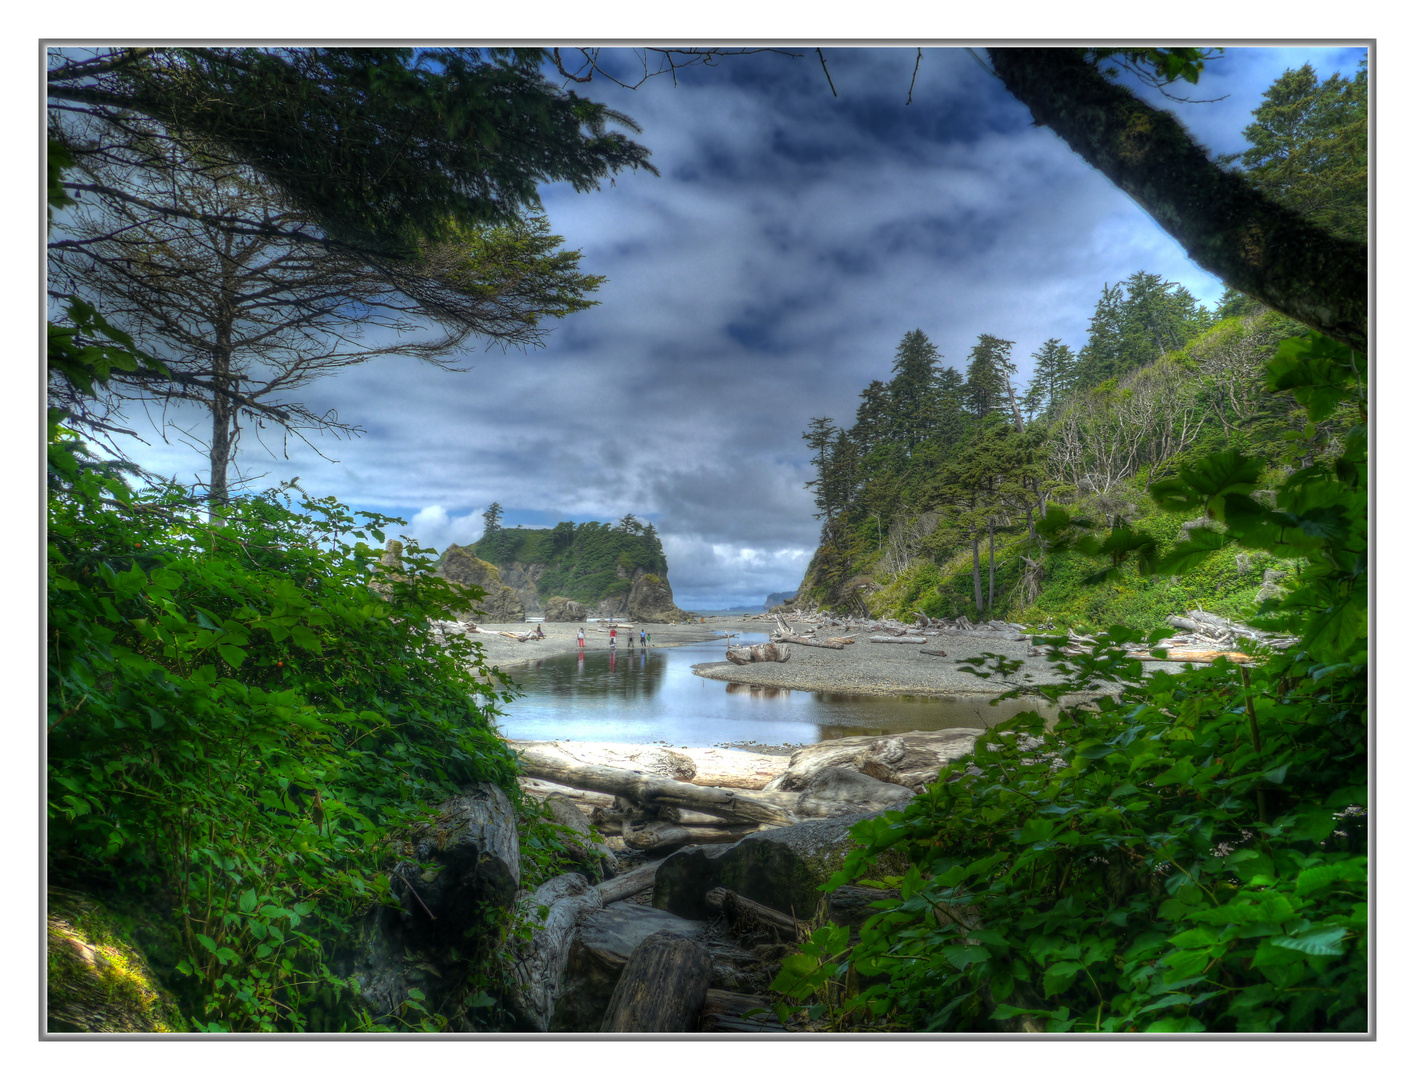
[1024, 338, 1078, 420]
[886, 329, 944, 455]
[964, 335, 1016, 419]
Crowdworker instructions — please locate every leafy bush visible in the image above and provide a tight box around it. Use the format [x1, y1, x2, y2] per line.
[47, 410, 529, 1031]
[772, 332, 1367, 1033]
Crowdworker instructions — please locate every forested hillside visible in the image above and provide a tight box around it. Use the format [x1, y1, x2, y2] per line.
[469, 505, 669, 608]
[795, 58, 1366, 634]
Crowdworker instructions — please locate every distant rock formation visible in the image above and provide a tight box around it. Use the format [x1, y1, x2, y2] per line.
[435, 545, 526, 622]
[543, 596, 588, 623]
[590, 569, 687, 623]
[763, 591, 796, 611]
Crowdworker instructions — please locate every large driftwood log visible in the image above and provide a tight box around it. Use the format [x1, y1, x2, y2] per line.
[599, 930, 714, 1032]
[622, 819, 762, 855]
[726, 642, 791, 664]
[774, 634, 845, 649]
[699, 989, 786, 1033]
[514, 745, 798, 827]
[543, 794, 618, 882]
[765, 730, 984, 794]
[705, 887, 808, 941]
[505, 873, 604, 1032]
[507, 740, 698, 782]
[869, 634, 928, 644]
[673, 747, 789, 790]
[594, 859, 666, 905]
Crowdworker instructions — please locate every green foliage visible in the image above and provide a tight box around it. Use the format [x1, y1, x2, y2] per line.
[778, 331, 1366, 1033]
[473, 519, 667, 605]
[48, 407, 527, 1031]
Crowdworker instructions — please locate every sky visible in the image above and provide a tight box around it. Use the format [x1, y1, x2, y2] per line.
[77, 44, 1368, 611]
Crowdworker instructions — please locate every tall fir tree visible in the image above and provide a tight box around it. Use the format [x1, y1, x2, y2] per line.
[1225, 60, 1367, 243]
[1024, 338, 1079, 421]
[964, 335, 1016, 419]
[886, 329, 944, 455]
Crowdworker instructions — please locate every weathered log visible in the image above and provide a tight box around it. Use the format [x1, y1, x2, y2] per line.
[599, 930, 713, 1032]
[705, 887, 808, 941]
[507, 740, 698, 782]
[869, 634, 928, 644]
[918, 648, 949, 657]
[726, 642, 791, 664]
[828, 637, 856, 646]
[623, 819, 762, 855]
[518, 776, 616, 812]
[514, 745, 798, 827]
[594, 859, 666, 905]
[505, 873, 604, 1032]
[765, 730, 983, 793]
[796, 768, 914, 818]
[698, 989, 786, 1033]
[775, 634, 845, 649]
[673, 747, 789, 790]
[550, 901, 707, 1031]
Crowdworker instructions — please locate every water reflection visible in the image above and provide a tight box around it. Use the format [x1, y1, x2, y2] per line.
[494, 632, 1057, 747]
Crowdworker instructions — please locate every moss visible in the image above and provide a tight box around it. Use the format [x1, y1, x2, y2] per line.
[47, 887, 188, 1033]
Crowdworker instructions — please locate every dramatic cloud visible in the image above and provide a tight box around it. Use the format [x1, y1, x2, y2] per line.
[97, 46, 1366, 610]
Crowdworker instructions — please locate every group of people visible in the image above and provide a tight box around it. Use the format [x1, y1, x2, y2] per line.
[576, 625, 649, 651]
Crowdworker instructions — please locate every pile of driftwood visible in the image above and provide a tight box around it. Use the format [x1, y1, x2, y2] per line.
[509, 733, 982, 855]
[500, 731, 985, 1032]
[1055, 609, 1298, 663]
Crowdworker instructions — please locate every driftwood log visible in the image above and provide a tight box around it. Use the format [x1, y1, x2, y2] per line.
[513, 745, 798, 827]
[773, 634, 845, 649]
[726, 642, 791, 664]
[699, 989, 786, 1033]
[705, 887, 808, 941]
[505, 873, 603, 1032]
[599, 930, 714, 1032]
[622, 819, 763, 855]
[594, 859, 666, 905]
[765, 730, 985, 794]
[869, 634, 928, 644]
[918, 648, 948, 658]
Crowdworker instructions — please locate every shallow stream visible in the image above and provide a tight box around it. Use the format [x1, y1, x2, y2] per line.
[492, 632, 1056, 748]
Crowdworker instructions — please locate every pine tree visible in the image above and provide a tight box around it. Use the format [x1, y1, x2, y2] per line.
[964, 335, 1016, 419]
[1025, 338, 1078, 420]
[481, 502, 504, 562]
[802, 416, 839, 520]
[1227, 60, 1367, 242]
[886, 329, 944, 455]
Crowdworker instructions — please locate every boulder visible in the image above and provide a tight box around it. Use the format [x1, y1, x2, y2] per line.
[795, 767, 915, 818]
[435, 545, 525, 622]
[652, 807, 910, 922]
[549, 902, 707, 1032]
[543, 595, 588, 623]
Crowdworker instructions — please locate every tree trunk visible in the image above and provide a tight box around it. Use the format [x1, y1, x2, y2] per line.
[971, 535, 983, 613]
[599, 930, 713, 1032]
[986, 48, 1366, 353]
[987, 523, 996, 609]
[505, 873, 604, 1032]
[622, 819, 761, 855]
[594, 859, 666, 905]
[512, 746, 798, 827]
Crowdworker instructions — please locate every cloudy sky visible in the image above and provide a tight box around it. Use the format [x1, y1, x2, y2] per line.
[93, 44, 1367, 610]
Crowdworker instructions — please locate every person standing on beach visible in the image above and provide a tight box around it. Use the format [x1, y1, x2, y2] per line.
[646, 632, 652, 648]
[639, 629, 646, 649]
[577, 628, 585, 649]
[610, 626, 617, 650]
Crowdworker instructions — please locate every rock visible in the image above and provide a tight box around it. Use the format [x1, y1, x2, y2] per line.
[826, 885, 901, 932]
[47, 887, 187, 1033]
[542, 595, 588, 622]
[435, 545, 525, 622]
[549, 902, 708, 1032]
[544, 794, 618, 882]
[496, 560, 548, 615]
[652, 808, 910, 922]
[795, 767, 915, 818]
[627, 571, 687, 623]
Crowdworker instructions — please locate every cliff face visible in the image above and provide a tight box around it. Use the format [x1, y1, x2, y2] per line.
[592, 568, 686, 623]
[435, 545, 526, 622]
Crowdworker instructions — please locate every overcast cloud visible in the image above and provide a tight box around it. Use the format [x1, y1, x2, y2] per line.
[99, 45, 1367, 610]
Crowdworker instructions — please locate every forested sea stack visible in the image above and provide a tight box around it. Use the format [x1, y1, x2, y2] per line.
[437, 507, 688, 623]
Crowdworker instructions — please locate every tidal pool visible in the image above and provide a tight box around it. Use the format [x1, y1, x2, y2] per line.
[491, 633, 1056, 748]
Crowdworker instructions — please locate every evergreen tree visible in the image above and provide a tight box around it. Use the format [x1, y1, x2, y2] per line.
[1225, 61, 1367, 243]
[617, 514, 642, 534]
[1074, 272, 1210, 389]
[802, 416, 839, 520]
[887, 329, 944, 455]
[1025, 338, 1078, 420]
[964, 335, 1016, 419]
[481, 502, 504, 560]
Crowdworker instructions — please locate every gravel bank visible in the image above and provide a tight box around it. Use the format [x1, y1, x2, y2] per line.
[689, 617, 1186, 700]
[461, 618, 729, 679]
